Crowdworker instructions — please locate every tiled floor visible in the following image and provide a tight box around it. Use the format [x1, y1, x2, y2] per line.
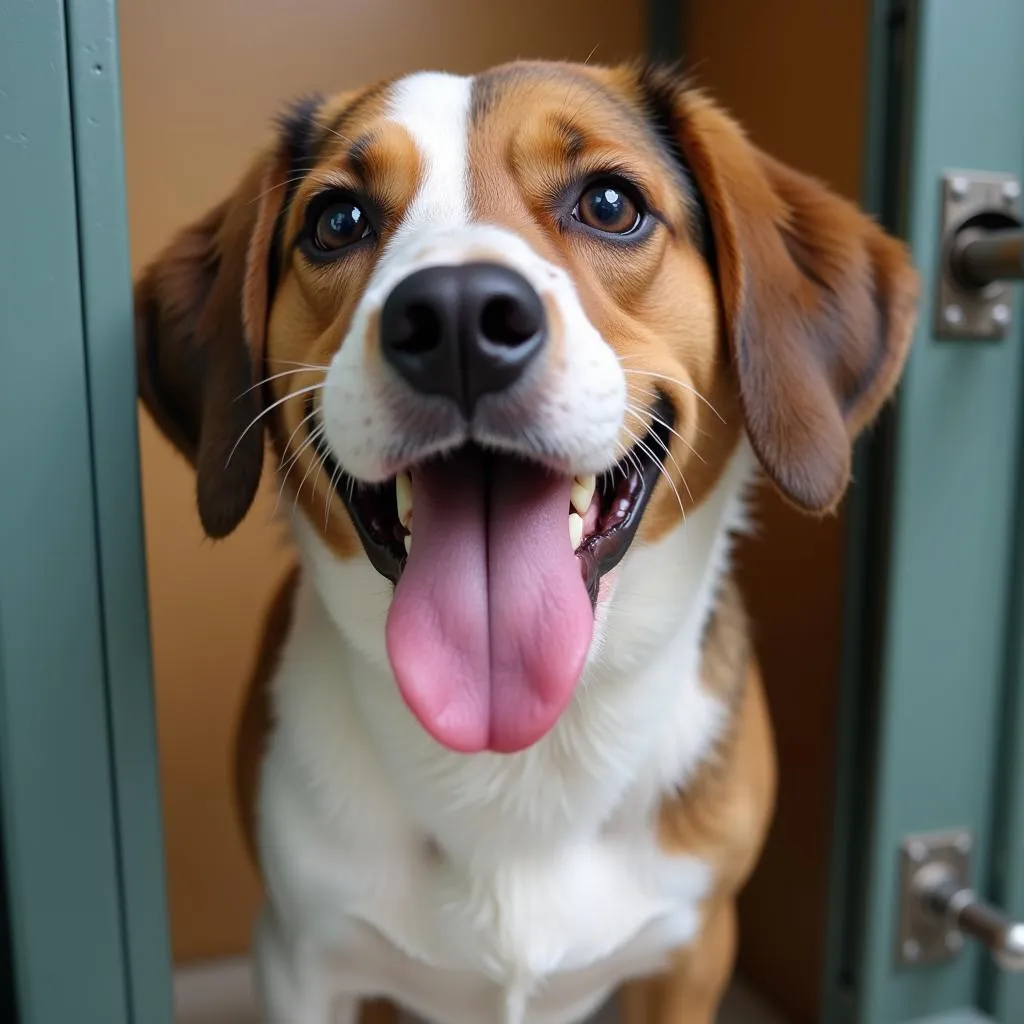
[174, 958, 789, 1024]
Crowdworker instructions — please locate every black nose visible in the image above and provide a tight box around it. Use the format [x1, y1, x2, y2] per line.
[380, 262, 546, 415]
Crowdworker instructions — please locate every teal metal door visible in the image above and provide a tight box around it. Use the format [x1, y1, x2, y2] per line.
[822, 2, 1024, 1023]
[0, 1, 172, 1022]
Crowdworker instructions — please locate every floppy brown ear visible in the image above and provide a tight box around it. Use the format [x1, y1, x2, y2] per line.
[637, 71, 919, 513]
[133, 143, 291, 538]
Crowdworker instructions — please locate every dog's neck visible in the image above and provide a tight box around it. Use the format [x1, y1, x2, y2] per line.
[282, 442, 754, 865]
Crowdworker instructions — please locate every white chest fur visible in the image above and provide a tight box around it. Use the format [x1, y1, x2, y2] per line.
[257, 447, 752, 1024]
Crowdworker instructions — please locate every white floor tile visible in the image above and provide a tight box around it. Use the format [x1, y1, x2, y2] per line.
[174, 958, 789, 1023]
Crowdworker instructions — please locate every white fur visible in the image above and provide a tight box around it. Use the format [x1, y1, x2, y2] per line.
[253, 71, 757, 1024]
[388, 72, 473, 234]
[319, 76, 626, 484]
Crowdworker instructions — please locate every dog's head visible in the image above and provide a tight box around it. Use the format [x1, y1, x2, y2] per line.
[135, 62, 917, 755]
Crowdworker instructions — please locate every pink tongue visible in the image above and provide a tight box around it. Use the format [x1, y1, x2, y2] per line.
[385, 450, 594, 753]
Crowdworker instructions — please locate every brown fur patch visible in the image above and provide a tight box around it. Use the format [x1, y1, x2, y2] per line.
[631, 71, 918, 513]
[234, 564, 300, 865]
[616, 586, 773, 1024]
[134, 144, 292, 538]
[264, 111, 427, 559]
[658, 661, 776, 900]
[464, 65, 745, 547]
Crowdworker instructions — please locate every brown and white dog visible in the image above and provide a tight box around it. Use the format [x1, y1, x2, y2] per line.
[135, 61, 917, 1024]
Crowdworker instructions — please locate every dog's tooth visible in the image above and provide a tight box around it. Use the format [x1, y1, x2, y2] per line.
[571, 474, 596, 516]
[568, 512, 584, 551]
[404, 533, 412, 555]
[396, 472, 413, 527]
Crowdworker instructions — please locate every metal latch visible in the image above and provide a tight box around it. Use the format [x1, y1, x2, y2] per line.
[935, 171, 1022, 340]
[897, 830, 1024, 971]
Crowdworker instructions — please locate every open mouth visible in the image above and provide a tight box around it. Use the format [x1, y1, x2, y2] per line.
[306, 392, 675, 754]
[309, 392, 675, 602]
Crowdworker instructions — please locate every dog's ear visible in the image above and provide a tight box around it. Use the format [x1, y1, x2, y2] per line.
[131, 86, 334, 540]
[133, 145, 289, 538]
[635, 69, 919, 513]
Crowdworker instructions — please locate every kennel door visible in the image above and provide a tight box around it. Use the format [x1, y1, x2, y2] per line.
[822, 1, 1024, 1023]
[0, 1, 173, 1022]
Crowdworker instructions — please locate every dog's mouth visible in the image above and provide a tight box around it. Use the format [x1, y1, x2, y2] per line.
[306, 393, 675, 754]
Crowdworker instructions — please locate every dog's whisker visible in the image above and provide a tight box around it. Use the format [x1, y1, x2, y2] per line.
[624, 405, 695, 504]
[277, 408, 321, 477]
[621, 424, 687, 522]
[266, 358, 329, 371]
[274, 424, 324, 516]
[621, 369, 726, 423]
[309, 434, 332, 506]
[324, 461, 344, 532]
[312, 114, 356, 147]
[614, 439, 645, 485]
[556, 79, 585, 122]
[227, 381, 326, 468]
[250, 166, 354, 207]
[611, 442, 631, 485]
[625, 400, 706, 468]
[624, 383, 707, 465]
[248, 169, 321, 206]
[291, 427, 329, 517]
[568, 77, 608, 129]
[236, 365, 325, 402]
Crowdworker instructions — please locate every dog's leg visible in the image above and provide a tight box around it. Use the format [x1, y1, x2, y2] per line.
[254, 905, 339, 1024]
[618, 899, 736, 1024]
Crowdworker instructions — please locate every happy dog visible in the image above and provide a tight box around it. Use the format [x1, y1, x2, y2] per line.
[135, 60, 916, 1024]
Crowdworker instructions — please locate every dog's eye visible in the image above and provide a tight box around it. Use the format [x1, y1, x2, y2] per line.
[313, 200, 371, 251]
[573, 181, 642, 235]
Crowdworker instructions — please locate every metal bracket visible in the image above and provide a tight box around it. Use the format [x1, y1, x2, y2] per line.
[896, 830, 972, 968]
[935, 171, 1021, 340]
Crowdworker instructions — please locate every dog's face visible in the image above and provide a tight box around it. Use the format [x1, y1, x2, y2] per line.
[136, 61, 917, 755]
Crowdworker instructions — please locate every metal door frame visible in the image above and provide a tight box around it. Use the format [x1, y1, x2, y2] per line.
[0, 1, 172, 1021]
[824, 2, 1024, 1022]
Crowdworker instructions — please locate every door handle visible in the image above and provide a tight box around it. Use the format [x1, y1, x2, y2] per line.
[897, 830, 1024, 971]
[950, 226, 1024, 289]
[935, 171, 1022, 340]
[915, 864, 1024, 972]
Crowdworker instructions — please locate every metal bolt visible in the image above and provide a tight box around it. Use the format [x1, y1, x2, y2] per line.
[953, 833, 973, 855]
[1002, 180, 1021, 204]
[907, 840, 928, 863]
[903, 939, 921, 961]
[949, 176, 970, 200]
[945, 931, 964, 953]
[944, 304, 965, 326]
[992, 304, 1012, 327]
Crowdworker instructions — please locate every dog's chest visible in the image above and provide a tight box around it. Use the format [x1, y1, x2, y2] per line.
[353, 842, 707, 1024]
[266, 758, 712, 1024]
[260, 545, 738, 1022]
[263, 671, 718, 1023]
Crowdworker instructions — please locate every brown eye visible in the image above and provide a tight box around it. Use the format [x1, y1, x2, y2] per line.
[573, 182, 642, 234]
[313, 200, 370, 251]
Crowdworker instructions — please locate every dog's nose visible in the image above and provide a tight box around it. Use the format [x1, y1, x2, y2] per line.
[380, 262, 546, 415]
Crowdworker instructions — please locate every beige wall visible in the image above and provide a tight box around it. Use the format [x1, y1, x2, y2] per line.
[119, 0, 646, 964]
[682, 1, 869, 1020]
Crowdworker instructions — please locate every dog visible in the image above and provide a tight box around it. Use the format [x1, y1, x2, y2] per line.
[134, 60, 917, 1024]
